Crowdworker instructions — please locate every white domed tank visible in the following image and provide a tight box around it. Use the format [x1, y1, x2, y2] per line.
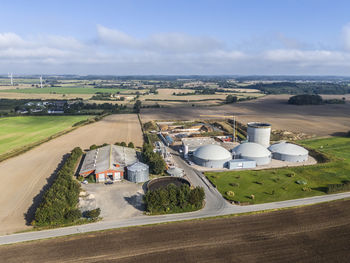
[268, 142, 308, 162]
[232, 142, 271, 165]
[192, 144, 232, 168]
[247, 122, 271, 147]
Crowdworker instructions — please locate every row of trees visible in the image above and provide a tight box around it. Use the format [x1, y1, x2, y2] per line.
[144, 184, 205, 214]
[142, 143, 166, 174]
[288, 94, 323, 105]
[326, 181, 350, 194]
[245, 82, 350, 95]
[33, 147, 83, 226]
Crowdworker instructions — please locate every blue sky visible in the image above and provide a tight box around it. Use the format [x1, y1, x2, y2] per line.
[1, 0, 350, 75]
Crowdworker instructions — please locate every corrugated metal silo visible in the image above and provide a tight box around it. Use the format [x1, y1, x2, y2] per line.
[127, 162, 149, 183]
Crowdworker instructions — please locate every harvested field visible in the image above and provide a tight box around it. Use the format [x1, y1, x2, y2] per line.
[141, 95, 350, 136]
[0, 114, 143, 235]
[1, 199, 350, 262]
[0, 92, 92, 100]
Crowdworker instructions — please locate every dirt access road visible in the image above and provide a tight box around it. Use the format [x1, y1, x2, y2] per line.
[0, 114, 143, 235]
[141, 94, 350, 136]
[1, 199, 350, 262]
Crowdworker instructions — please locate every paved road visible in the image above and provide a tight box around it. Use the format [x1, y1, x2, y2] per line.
[1, 148, 350, 245]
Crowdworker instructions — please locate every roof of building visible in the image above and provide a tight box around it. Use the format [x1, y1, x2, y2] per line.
[127, 161, 149, 172]
[182, 137, 219, 152]
[232, 142, 271, 158]
[247, 122, 271, 129]
[80, 145, 138, 174]
[268, 142, 308, 156]
[193, 144, 232, 161]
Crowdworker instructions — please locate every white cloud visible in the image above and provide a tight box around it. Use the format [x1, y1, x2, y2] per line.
[0, 32, 27, 48]
[96, 25, 222, 53]
[1, 24, 350, 75]
[342, 23, 350, 51]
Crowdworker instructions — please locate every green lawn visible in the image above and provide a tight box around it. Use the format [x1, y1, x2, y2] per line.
[206, 137, 350, 204]
[0, 116, 91, 155]
[0, 87, 124, 94]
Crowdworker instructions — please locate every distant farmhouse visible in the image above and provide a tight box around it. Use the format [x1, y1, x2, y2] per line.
[79, 145, 149, 183]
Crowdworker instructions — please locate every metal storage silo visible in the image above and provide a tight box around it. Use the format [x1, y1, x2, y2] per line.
[127, 162, 149, 183]
[247, 122, 271, 147]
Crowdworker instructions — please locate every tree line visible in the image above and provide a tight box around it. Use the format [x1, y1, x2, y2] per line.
[288, 94, 346, 105]
[33, 147, 100, 227]
[142, 143, 166, 174]
[144, 184, 205, 214]
[33, 148, 83, 226]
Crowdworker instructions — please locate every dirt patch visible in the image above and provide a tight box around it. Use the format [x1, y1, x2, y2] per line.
[1, 199, 350, 262]
[141, 95, 350, 136]
[0, 114, 143, 235]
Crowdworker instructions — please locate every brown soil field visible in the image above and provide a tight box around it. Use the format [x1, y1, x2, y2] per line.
[141, 95, 350, 136]
[0, 92, 92, 100]
[0, 114, 143, 235]
[2, 199, 350, 262]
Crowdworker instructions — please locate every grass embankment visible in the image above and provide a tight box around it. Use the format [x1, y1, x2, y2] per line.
[206, 137, 350, 204]
[0, 116, 92, 161]
[0, 87, 124, 94]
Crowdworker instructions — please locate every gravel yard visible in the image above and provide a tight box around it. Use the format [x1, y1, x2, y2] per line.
[80, 180, 145, 221]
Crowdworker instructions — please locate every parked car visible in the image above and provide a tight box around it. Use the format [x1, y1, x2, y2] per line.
[82, 180, 88, 185]
[105, 181, 114, 185]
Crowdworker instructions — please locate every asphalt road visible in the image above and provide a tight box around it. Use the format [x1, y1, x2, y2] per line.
[1, 148, 350, 245]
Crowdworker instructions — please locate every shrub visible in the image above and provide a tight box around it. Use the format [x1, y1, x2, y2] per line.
[144, 184, 204, 214]
[120, 142, 127, 147]
[89, 144, 98, 150]
[85, 208, 101, 219]
[226, 191, 235, 197]
[286, 172, 296, 177]
[128, 142, 135, 148]
[65, 209, 82, 222]
[229, 182, 240, 187]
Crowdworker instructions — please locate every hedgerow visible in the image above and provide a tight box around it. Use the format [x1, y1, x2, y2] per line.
[33, 147, 83, 226]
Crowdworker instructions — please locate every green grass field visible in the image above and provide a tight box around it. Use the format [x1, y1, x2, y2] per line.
[0, 87, 124, 94]
[206, 137, 350, 204]
[0, 116, 91, 155]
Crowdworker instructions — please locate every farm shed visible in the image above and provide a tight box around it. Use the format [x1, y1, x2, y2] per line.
[79, 145, 137, 183]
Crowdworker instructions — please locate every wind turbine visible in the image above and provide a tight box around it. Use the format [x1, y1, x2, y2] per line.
[8, 73, 13, 86]
[40, 75, 43, 88]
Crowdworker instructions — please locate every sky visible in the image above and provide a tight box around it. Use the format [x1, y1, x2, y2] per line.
[1, 0, 350, 75]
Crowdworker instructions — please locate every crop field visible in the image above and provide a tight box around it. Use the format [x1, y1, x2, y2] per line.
[141, 95, 350, 136]
[0, 116, 91, 156]
[0, 87, 125, 94]
[0, 114, 143, 235]
[206, 137, 350, 204]
[1, 198, 350, 262]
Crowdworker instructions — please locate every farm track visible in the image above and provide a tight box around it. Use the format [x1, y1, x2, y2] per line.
[0, 114, 143, 235]
[141, 94, 350, 136]
[1, 199, 350, 262]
